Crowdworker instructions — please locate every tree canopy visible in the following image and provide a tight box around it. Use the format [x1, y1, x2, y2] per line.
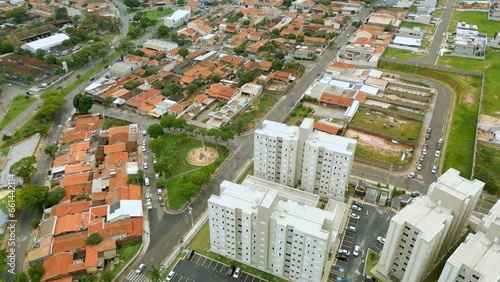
[6, 8, 29, 24]
[85, 232, 103, 245]
[177, 47, 189, 58]
[27, 263, 45, 282]
[73, 94, 93, 114]
[9, 156, 37, 183]
[55, 7, 69, 20]
[147, 124, 164, 139]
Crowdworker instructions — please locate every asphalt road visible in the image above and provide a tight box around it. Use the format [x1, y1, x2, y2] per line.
[410, 0, 456, 65]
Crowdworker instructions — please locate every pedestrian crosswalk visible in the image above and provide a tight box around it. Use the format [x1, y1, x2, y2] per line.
[125, 270, 149, 282]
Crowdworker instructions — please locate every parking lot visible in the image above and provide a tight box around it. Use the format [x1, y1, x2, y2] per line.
[329, 202, 395, 281]
[171, 253, 267, 282]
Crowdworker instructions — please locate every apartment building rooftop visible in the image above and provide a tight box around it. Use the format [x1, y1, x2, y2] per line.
[256, 119, 300, 139]
[429, 168, 484, 201]
[393, 196, 452, 241]
[307, 130, 357, 154]
[444, 232, 500, 282]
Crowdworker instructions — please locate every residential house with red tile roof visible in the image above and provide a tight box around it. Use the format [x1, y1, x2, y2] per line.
[205, 84, 239, 101]
[125, 88, 161, 112]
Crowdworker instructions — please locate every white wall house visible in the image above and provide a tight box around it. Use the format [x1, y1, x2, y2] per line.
[164, 10, 191, 28]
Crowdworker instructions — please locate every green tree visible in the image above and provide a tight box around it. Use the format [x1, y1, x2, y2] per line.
[6, 8, 29, 24]
[147, 124, 164, 138]
[176, 132, 188, 144]
[18, 185, 49, 210]
[177, 0, 186, 5]
[180, 182, 199, 198]
[85, 232, 103, 245]
[44, 145, 57, 158]
[283, 0, 292, 6]
[123, 79, 141, 90]
[72, 94, 93, 114]
[210, 74, 221, 83]
[27, 263, 45, 282]
[0, 249, 7, 275]
[9, 156, 37, 183]
[156, 178, 168, 188]
[123, 0, 141, 8]
[237, 70, 258, 86]
[118, 38, 134, 54]
[103, 96, 114, 108]
[13, 272, 29, 282]
[0, 39, 15, 54]
[44, 187, 66, 208]
[41, 90, 66, 108]
[35, 104, 60, 122]
[271, 59, 284, 71]
[156, 25, 171, 37]
[172, 118, 187, 131]
[207, 128, 221, 142]
[148, 138, 166, 156]
[220, 128, 235, 145]
[35, 49, 45, 60]
[187, 171, 210, 186]
[475, 167, 498, 195]
[160, 115, 176, 131]
[148, 265, 163, 282]
[154, 156, 172, 176]
[55, 7, 69, 19]
[177, 47, 189, 58]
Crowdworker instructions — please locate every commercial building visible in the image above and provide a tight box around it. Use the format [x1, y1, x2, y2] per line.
[377, 196, 453, 282]
[164, 10, 191, 28]
[427, 168, 484, 251]
[208, 176, 346, 282]
[21, 33, 70, 53]
[143, 39, 178, 52]
[254, 118, 356, 201]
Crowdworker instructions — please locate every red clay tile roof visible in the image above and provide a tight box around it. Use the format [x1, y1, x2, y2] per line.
[50, 201, 91, 217]
[314, 122, 341, 135]
[126, 89, 161, 109]
[320, 93, 353, 107]
[205, 84, 238, 100]
[65, 163, 92, 175]
[54, 213, 89, 235]
[103, 143, 127, 155]
[61, 173, 90, 188]
[51, 232, 87, 254]
[42, 252, 74, 281]
[97, 217, 143, 239]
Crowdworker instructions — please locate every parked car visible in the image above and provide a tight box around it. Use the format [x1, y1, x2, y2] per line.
[353, 201, 364, 207]
[158, 195, 163, 202]
[349, 213, 360, 220]
[437, 142, 442, 150]
[155, 173, 160, 180]
[336, 253, 348, 261]
[438, 138, 443, 144]
[185, 250, 195, 260]
[411, 191, 421, 198]
[142, 130, 147, 136]
[416, 163, 423, 171]
[143, 163, 148, 169]
[422, 148, 427, 156]
[427, 127, 432, 134]
[419, 155, 425, 162]
[226, 265, 236, 276]
[232, 267, 241, 279]
[351, 205, 361, 211]
[142, 146, 146, 152]
[165, 271, 175, 281]
[353, 245, 360, 257]
[435, 150, 441, 157]
[432, 165, 437, 174]
[142, 140, 146, 146]
[147, 201, 153, 210]
[158, 188, 163, 195]
[338, 249, 350, 256]
[407, 172, 415, 179]
[365, 275, 378, 282]
[89, 77, 95, 81]
[347, 225, 356, 232]
[377, 236, 386, 245]
[136, 264, 146, 273]
[425, 132, 431, 140]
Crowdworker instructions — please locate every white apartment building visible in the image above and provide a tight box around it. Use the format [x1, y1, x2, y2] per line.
[208, 176, 346, 282]
[439, 232, 500, 282]
[301, 131, 356, 201]
[254, 118, 356, 201]
[377, 196, 453, 282]
[254, 119, 312, 187]
[427, 168, 484, 252]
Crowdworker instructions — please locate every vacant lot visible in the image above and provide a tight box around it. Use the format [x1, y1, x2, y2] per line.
[383, 47, 424, 60]
[144, 7, 174, 19]
[350, 110, 422, 141]
[0, 54, 58, 76]
[400, 21, 436, 35]
[475, 144, 500, 195]
[449, 11, 500, 36]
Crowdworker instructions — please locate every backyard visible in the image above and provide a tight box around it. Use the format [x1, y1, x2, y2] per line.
[0, 95, 36, 131]
[158, 134, 229, 210]
[188, 223, 288, 282]
[378, 61, 481, 178]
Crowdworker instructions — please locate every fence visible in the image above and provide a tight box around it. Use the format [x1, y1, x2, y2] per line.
[369, 95, 428, 111]
[379, 57, 484, 77]
[360, 104, 425, 122]
[471, 75, 486, 178]
[384, 88, 432, 103]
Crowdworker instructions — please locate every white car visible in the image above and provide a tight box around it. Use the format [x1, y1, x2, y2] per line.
[153, 159, 158, 164]
[438, 138, 443, 144]
[158, 188, 163, 195]
[407, 172, 415, 179]
[143, 163, 148, 169]
[377, 236, 386, 245]
[142, 140, 146, 146]
[353, 245, 360, 257]
[147, 201, 153, 210]
[338, 249, 350, 256]
[416, 163, 423, 170]
[166, 271, 175, 281]
[155, 173, 160, 180]
[351, 205, 361, 211]
[142, 146, 146, 152]
[435, 150, 441, 157]
[142, 130, 147, 136]
[347, 225, 356, 232]
[136, 263, 146, 273]
[232, 267, 241, 279]
[349, 213, 360, 220]
[422, 148, 427, 156]
[431, 165, 437, 174]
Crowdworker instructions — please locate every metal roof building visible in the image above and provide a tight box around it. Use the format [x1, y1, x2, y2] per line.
[21, 33, 70, 53]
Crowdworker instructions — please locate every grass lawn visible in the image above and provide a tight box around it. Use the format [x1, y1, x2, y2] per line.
[383, 47, 424, 60]
[378, 61, 480, 178]
[0, 95, 36, 131]
[356, 144, 409, 165]
[161, 134, 229, 210]
[103, 117, 131, 130]
[188, 223, 287, 282]
[475, 144, 500, 195]
[230, 93, 280, 133]
[108, 239, 142, 278]
[364, 249, 380, 276]
[144, 8, 174, 19]
[350, 110, 422, 141]
[449, 11, 500, 36]
[237, 164, 254, 184]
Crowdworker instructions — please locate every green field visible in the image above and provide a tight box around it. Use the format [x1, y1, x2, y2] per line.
[475, 144, 500, 195]
[356, 144, 410, 165]
[188, 223, 287, 282]
[449, 11, 500, 36]
[378, 61, 480, 178]
[0, 95, 36, 131]
[365, 249, 380, 276]
[383, 47, 424, 60]
[351, 110, 422, 141]
[144, 8, 174, 19]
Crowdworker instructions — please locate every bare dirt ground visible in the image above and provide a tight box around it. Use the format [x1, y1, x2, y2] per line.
[186, 147, 218, 166]
[479, 114, 500, 126]
[346, 129, 413, 152]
